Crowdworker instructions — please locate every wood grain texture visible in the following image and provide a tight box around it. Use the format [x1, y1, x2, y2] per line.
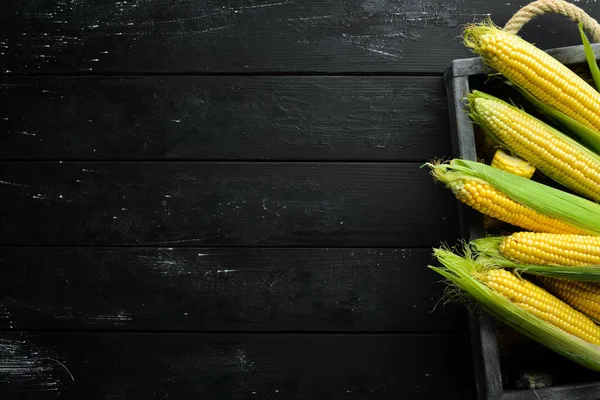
[0, 333, 475, 399]
[0, 162, 460, 246]
[0, 247, 465, 332]
[1, 0, 597, 74]
[0, 76, 450, 161]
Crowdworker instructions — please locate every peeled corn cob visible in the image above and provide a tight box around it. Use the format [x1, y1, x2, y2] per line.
[500, 232, 600, 266]
[485, 149, 534, 229]
[468, 91, 600, 202]
[481, 269, 600, 345]
[537, 276, 600, 322]
[463, 21, 600, 137]
[490, 148, 535, 179]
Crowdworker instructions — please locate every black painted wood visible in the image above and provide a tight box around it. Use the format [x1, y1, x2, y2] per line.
[1, 0, 598, 74]
[0, 333, 475, 399]
[0, 247, 465, 332]
[503, 385, 600, 400]
[0, 162, 460, 247]
[0, 76, 450, 161]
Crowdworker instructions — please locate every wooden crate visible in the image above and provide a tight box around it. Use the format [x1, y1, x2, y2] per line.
[444, 43, 600, 400]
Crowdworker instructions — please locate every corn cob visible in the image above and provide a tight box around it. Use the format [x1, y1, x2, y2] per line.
[429, 164, 587, 234]
[490, 148, 535, 179]
[500, 232, 600, 266]
[471, 236, 600, 282]
[430, 248, 600, 370]
[537, 276, 600, 322]
[468, 91, 600, 202]
[480, 269, 600, 345]
[484, 149, 534, 229]
[452, 180, 585, 234]
[463, 21, 600, 136]
[428, 159, 600, 235]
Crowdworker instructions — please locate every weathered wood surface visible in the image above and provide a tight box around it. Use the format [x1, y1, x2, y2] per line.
[1, 0, 596, 74]
[0, 333, 474, 399]
[0, 247, 465, 332]
[0, 76, 450, 161]
[0, 0, 549, 398]
[0, 162, 460, 246]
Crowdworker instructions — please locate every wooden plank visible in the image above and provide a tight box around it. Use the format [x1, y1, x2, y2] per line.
[1, 0, 597, 74]
[0, 76, 450, 161]
[0, 333, 475, 399]
[503, 385, 600, 400]
[0, 162, 460, 246]
[0, 247, 466, 332]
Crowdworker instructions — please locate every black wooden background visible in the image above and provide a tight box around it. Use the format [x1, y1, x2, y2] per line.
[1, 1, 599, 399]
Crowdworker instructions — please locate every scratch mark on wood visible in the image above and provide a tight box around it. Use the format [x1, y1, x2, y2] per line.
[355, 45, 403, 59]
[0, 337, 63, 391]
[160, 25, 233, 36]
[234, 1, 292, 11]
[288, 15, 334, 21]
[199, 25, 232, 34]
[46, 358, 74, 382]
[0, 180, 29, 188]
[137, 11, 227, 26]
[87, 311, 132, 325]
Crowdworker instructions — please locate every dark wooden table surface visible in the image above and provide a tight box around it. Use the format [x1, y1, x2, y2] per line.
[1, 1, 599, 399]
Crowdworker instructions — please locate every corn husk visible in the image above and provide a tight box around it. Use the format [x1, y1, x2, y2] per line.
[430, 247, 600, 371]
[579, 22, 600, 94]
[426, 159, 600, 235]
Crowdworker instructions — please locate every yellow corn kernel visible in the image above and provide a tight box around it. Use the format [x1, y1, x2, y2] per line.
[484, 148, 534, 229]
[470, 93, 600, 202]
[491, 149, 535, 179]
[464, 23, 600, 135]
[480, 269, 600, 345]
[452, 180, 586, 234]
[500, 232, 600, 266]
[537, 277, 600, 322]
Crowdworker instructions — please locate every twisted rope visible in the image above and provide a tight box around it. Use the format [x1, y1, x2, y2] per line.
[503, 0, 600, 42]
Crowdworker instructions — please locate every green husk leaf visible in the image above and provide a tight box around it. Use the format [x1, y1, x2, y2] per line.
[506, 81, 600, 155]
[430, 247, 600, 371]
[471, 236, 600, 282]
[579, 22, 600, 93]
[426, 159, 600, 235]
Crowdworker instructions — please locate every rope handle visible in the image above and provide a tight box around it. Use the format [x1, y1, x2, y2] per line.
[503, 0, 600, 42]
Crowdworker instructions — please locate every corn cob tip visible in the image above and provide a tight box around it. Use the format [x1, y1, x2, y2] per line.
[491, 149, 536, 179]
[466, 91, 521, 121]
[465, 91, 503, 135]
[425, 160, 473, 195]
[462, 19, 505, 55]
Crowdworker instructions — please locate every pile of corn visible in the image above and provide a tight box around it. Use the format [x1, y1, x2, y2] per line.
[428, 20, 600, 372]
